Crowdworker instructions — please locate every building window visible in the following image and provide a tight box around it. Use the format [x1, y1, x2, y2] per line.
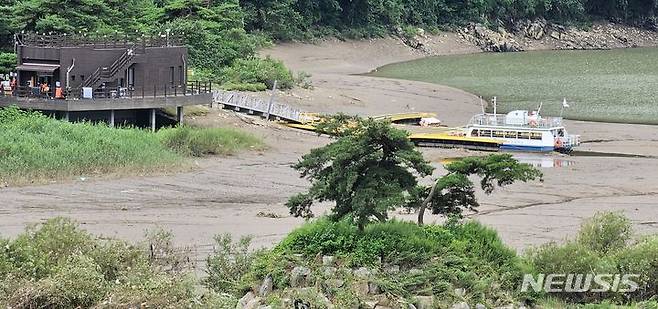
[127, 66, 135, 87]
[179, 66, 184, 85]
[170, 67, 175, 85]
[81, 75, 85, 81]
[71, 75, 75, 81]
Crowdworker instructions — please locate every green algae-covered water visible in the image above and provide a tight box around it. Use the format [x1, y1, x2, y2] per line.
[367, 48, 658, 124]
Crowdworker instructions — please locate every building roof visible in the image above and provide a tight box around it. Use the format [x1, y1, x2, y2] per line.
[16, 63, 60, 73]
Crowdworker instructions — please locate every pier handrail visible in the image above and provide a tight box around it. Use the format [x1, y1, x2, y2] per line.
[212, 90, 302, 123]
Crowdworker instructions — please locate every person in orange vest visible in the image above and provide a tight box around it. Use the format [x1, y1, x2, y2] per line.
[55, 81, 64, 99]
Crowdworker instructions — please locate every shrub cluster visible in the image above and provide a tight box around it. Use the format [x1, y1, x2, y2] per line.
[526, 212, 658, 303]
[2, 213, 656, 307]
[0, 218, 234, 308]
[221, 56, 295, 91]
[244, 219, 524, 305]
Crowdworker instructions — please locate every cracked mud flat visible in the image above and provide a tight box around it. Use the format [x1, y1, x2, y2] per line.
[1, 36, 657, 261]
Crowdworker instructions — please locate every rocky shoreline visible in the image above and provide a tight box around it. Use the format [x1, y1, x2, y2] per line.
[402, 21, 658, 53]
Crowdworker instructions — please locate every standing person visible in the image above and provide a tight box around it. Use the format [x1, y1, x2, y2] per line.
[10, 77, 17, 96]
[55, 81, 64, 99]
[41, 81, 50, 98]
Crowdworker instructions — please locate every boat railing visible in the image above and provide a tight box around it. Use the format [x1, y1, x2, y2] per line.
[468, 114, 563, 128]
[557, 134, 581, 147]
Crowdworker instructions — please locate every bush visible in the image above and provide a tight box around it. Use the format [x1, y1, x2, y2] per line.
[615, 236, 658, 300]
[204, 234, 259, 296]
[276, 219, 442, 266]
[525, 212, 657, 304]
[258, 218, 524, 305]
[0, 217, 221, 308]
[222, 56, 295, 90]
[157, 126, 263, 157]
[577, 212, 632, 254]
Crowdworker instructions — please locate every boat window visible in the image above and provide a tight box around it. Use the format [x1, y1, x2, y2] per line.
[530, 132, 543, 140]
[480, 130, 492, 137]
[505, 131, 517, 138]
[493, 130, 505, 138]
[519, 132, 531, 139]
[471, 129, 479, 137]
[558, 129, 565, 137]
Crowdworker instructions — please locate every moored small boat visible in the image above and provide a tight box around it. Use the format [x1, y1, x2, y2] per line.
[463, 103, 580, 153]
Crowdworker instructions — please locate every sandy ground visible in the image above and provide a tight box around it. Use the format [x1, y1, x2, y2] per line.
[1, 34, 657, 264]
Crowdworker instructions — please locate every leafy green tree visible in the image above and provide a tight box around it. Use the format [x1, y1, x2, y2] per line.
[0, 52, 15, 75]
[286, 118, 433, 230]
[412, 154, 543, 225]
[0, 0, 15, 50]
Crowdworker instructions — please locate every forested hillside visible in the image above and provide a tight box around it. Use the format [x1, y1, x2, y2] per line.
[242, 0, 658, 40]
[1, 0, 657, 83]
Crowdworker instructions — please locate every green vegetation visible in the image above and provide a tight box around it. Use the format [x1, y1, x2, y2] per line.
[287, 116, 542, 229]
[287, 118, 434, 229]
[158, 125, 263, 157]
[0, 218, 235, 308]
[0, 52, 14, 74]
[1, 213, 655, 307]
[411, 152, 543, 224]
[369, 48, 658, 124]
[246, 219, 526, 306]
[527, 212, 658, 303]
[240, 0, 658, 40]
[0, 107, 262, 184]
[221, 56, 295, 91]
[201, 212, 657, 307]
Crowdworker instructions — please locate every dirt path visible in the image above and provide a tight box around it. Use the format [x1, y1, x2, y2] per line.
[1, 34, 657, 260]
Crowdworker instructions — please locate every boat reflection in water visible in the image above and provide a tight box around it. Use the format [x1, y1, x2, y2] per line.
[440, 154, 575, 169]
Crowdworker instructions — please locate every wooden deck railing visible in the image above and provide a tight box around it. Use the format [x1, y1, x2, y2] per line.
[4, 81, 212, 101]
[16, 32, 185, 49]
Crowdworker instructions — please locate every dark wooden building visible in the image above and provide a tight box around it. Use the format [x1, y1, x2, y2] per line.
[16, 32, 188, 96]
[2, 33, 213, 130]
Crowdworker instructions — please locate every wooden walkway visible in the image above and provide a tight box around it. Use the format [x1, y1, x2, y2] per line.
[212, 90, 311, 123]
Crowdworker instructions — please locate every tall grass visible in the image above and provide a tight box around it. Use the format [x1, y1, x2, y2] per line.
[0, 107, 262, 185]
[157, 126, 263, 157]
[368, 48, 658, 125]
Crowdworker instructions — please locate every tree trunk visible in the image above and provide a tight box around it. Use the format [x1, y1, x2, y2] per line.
[417, 180, 440, 226]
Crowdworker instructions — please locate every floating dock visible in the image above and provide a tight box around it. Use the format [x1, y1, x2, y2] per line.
[408, 132, 502, 151]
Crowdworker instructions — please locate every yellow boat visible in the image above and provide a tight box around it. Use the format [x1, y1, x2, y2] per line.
[284, 123, 318, 132]
[373, 112, 439, 125]
[409, 132, 502, 151]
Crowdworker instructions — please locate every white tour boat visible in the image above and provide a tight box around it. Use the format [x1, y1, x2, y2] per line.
[464, 98, 580, 153]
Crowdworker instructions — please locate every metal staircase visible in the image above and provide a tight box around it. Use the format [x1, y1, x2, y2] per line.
[82, 48, 136, 88]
